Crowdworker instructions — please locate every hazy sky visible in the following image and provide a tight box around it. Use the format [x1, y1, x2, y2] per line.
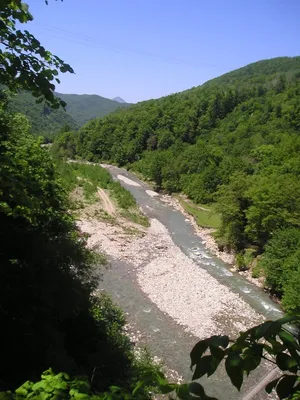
[25, 0, 300, 103]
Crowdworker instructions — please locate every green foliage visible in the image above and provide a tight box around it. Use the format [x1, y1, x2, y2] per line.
[57, 93, 131, 127]
[0, 365, 160, 400]
[2, 317, 300, 400]
[185, 316, 300, 399]
[54, 160, 149, 225]
[0, 106, 151, 392]
[8, 91, 78, 140]
[216, 172, 250, 251]
[8, 91, 131, 138]
[0, 0, 74, 108]
[56, 161, 112, 198]
[258, 229, 300, 314]
[110, 181, 136, 209]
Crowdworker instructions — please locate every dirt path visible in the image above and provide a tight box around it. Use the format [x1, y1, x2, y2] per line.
[97, 188, 115, 215]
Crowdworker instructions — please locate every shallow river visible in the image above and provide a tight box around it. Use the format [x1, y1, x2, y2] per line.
[99, 165, 282, 400]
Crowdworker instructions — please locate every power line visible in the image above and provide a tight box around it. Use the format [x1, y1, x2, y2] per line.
[34, 22, 218, 70]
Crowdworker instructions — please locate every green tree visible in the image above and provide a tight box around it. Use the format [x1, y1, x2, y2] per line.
[216, 173, 250, 250]
[245, 174, 300, 248]
[0, 1, 155, 393]
[259, 228, 300, 305]
[0, 0, 74, 108]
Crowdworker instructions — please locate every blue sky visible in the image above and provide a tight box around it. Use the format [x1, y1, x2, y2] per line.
[26, 0, 300, 103]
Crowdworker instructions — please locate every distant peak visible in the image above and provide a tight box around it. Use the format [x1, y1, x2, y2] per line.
[112, 96, 126, 103]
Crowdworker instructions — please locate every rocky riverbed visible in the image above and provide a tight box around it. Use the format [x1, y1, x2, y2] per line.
[80, 212, 263, 339]
[73, 169, 280, 399]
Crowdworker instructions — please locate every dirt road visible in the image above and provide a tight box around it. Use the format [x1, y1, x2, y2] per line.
[97, 188, 115, 215]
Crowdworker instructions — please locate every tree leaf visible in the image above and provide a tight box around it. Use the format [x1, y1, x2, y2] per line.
[276, 352, 297, 371]
[276, 375, 298, 399]
[190, 339, 209, 368]
[192, 355, 211, 380]
[268, 338, 286, 354]
[265, 377, 280, 394]
[225, 354, 244, 390]
[176, 384, 191, 400]
[132, 381, 143, 396]
[251, 320, 273, 339]
[242, 348, 261, 375]
[159, 383, 178, 394]
[278, 330, 300, 351]
[210, 345, 224, 361]
[188, 382, 205, 397]
[208, 335, 229, 349]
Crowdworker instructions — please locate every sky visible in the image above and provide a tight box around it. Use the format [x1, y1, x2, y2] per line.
[25, 0, 300, 103]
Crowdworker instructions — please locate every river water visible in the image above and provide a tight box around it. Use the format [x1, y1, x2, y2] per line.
[98, 165, 282, 399]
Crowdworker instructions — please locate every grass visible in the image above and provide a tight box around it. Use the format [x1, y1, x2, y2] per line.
[56, 160, 149, 226]
[179, 198, 221, 229]
[120, 210, 150, 227]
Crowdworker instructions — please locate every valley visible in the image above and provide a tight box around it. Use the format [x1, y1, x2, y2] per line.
[1, 2, 300, 396]
[8, 91, 130, 139]
[59, 56, 300, 319]
[71, 162, 283, 399]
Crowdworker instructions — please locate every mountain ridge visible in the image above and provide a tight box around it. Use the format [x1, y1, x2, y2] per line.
[9, 91, 131, 139]
[112, 96, 126, 103]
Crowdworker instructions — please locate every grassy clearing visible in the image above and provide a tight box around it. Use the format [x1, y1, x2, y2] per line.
[57, 161, 149, 226]
[179, 198, 221, 229]
[120, 210, 150, 227]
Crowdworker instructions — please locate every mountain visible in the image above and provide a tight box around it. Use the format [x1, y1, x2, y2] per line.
[9, 91, 78, 140]
[8, 91, 131, 139]
[56, 93, 131, 126]
[57, 56, 300, 312]
[112, 96, 126, 103]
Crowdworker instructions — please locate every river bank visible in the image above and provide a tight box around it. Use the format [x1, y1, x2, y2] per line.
[71, 165, 281, 399]
[160, 194, 268, 289]
[77, 173, 264, 339]
[125, 167, 269, 289]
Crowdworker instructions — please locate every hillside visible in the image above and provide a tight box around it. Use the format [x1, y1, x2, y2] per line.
[9, 91, 78, 140]
[57, 92, 131, 126]
[9, 91, 131, 139]
[57, 56, 300, 313]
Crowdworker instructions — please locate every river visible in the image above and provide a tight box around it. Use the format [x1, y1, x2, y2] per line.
[97, 164, 281, 400]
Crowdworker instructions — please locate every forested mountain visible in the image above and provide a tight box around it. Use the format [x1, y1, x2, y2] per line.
[57, 56, 300, 313]
[9, 91, 78, 140]
[57, 92, 131, 126]
[8, 91, 131, 139]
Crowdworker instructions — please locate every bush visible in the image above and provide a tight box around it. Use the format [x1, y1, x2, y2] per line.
[259, 228, 300, 294]
[109, 181, 136, 209]
[235, 252, 247, 271]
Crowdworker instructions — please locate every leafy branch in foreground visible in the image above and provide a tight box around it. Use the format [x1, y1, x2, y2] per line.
[0, 0, 74, 108]
[173, 315, 300, 400]
[2, 317, 300, 400]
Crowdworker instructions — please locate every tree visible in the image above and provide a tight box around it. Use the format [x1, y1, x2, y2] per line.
[216, 172, 250, 250]
[245, 174, 300, 248]
[181, 315, 300, 400]
[0, 1, 152, 393]
[0, 0, 74, 108]
[282, 252, 300, 314]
